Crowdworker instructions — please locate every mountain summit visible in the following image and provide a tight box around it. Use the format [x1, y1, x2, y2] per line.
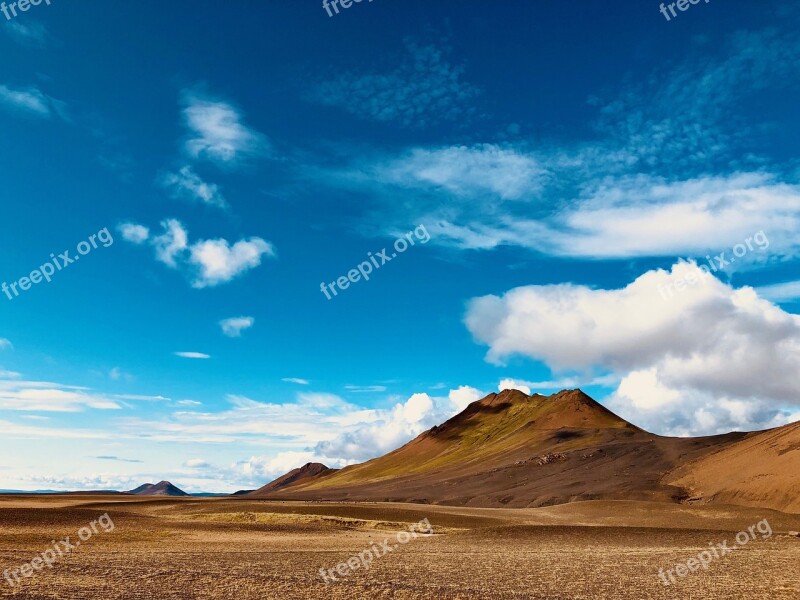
[242, 389, 800, 511]
[246, 462, 336, 497]
[128, 481, 189, 497]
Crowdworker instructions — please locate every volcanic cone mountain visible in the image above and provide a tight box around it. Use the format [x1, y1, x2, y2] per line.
[247, 462, 337, 497]
[251, 389, 781, 509]
[128, 481, 189, 497]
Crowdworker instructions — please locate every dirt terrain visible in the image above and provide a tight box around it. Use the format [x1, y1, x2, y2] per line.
[1, 496, 798, 599]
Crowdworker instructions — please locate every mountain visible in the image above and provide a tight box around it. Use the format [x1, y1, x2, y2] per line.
[666, 420, 800, 513]
[246, 389, 799, 511]
[246, 462, 337, 497]
[128, 481, 189, 497]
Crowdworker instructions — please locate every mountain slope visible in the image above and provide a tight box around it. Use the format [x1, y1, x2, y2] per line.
[246, 462, 336, 497]
[128, 481, 189, 497]
[252, 389, 749, 508]
[665, 421, 800, 513]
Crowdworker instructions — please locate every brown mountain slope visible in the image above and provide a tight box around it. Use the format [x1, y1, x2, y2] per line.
[254, 389, 751, 508]
[246, 462, 337, 497]
[665, 420, 800, 513]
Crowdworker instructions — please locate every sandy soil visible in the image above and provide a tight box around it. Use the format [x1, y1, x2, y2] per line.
[0, 496, 798, 599]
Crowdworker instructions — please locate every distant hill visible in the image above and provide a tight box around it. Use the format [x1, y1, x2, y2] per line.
[245, 389, 799, 512]
[127, 481, 189, 497]
[246, 463, 337, 497]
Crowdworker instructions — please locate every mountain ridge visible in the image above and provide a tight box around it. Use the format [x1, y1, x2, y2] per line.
[246, 388, 798, 512]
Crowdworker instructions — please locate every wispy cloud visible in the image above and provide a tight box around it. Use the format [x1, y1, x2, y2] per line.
[0, 378, 121, 412]
[310, 36, 481, 128]
[5, 21, 48, 47]
[344, 385, 388, 393]
[757, 280, 800, 303]
[282, 378, 310, 385]
[159, 166, 228, 209]
[173, 352, 210, 359]
[181, 89, 268, 166]
[96, 456, 143, 464]
[0, 338, 12, 350]
[315, 27, 800, 261]
[0, 84, 54, 117]
[219, 316, 254, 337]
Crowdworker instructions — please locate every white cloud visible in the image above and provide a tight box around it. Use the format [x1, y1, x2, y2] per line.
[282, 378, 310, 385]
[233, 451, 352, 483]
[112, 394, 170, 402]
[160, 166, 227, 208]
[448, 385, 483, 411]
[118, 222, 150, 244]
[182, 90, 267, 165]
[188, 236, 274, 288]
[466, 262, 800, 435]
[173, 352, 210, 359]
[497, 379, 531, 395]
[124, 219, 275, 288]
[0, 338, 12, 350]
[0, 378, 121, 412]
[343, 385, 387, 393]
[153, 218, 189, 267]
[219, 316, 254, 337]
[0, 84, 53, 117]
[380, 144, 544, 200]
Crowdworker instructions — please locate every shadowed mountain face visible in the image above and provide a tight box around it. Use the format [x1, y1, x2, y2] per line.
[247, 389, 798, 512]
[128, 481, 189, 497]
[246, 462, 337, 497]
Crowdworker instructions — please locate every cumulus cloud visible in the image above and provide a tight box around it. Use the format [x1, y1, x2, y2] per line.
[449, 385, 484, 411]
[182, 90, 267, 165]
[188, 236, 274, 288]
[219, 316, 254, 337]
[466, 262, 800, 435]
[123, 219, 275, 288]
[160, 166, 227, 208]
[118, 223, 150, 244]
[497, 379, 531, 395]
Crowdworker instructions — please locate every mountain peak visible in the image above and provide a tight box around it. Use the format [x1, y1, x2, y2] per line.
[128, 481, 189, 497]
[246, 462, 337, 497]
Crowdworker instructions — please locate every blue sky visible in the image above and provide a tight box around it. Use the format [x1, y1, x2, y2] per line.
[2, 1, 800, 492]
